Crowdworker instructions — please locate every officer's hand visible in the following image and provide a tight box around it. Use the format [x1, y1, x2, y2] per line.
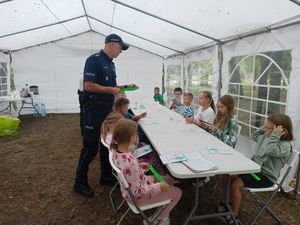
[110, 87, 121, 95]
[127, 84, 137, 87]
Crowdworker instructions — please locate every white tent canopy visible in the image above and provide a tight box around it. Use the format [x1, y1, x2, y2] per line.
[1, 0, 300, 56]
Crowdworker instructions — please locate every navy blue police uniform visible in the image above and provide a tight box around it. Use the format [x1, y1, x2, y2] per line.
[75, 50, 117, 191]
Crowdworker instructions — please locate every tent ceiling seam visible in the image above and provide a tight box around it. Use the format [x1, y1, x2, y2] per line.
[88, 15, 183, 54]
[109, 2, 117, 33]
[81, 0, 92, 31]
[290, 0, 300, 7]
[40, 0, 72, 35]
[0, 0, 13, 4]
[0, 15, 86, 39]
[111, 0, 221, 44]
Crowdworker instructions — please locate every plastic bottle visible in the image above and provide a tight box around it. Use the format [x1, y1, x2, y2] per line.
[25, 84, 30, 97]
[40, 103, 47, 117]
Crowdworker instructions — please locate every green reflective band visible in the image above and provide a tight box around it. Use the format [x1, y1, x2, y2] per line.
[120, 86, 139, 92]
[250, 173, 261, 181]
[149, 166, 164, 182]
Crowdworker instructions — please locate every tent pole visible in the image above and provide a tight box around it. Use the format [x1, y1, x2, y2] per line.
[81, 0, 92, 30]
[217, 43, 223, 99]
[181, 55, 185, 92]
[88, 16, 182, 54]
[111, 0, 220, 43]
[290, 0, 300, 7]
[0, 0, 13, 4]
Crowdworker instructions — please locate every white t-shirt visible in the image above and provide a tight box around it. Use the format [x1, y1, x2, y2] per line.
[194, 106, 215, 125]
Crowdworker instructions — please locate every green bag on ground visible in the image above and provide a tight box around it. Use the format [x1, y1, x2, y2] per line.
[0, 115, 21, 137]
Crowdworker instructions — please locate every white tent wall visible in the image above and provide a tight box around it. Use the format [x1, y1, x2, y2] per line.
[221, 24, 300, 192]
[11, 32, 162, 114]
[183, 45, 219, 103]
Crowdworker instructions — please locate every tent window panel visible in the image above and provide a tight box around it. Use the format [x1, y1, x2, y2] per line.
[237, 110, 250, 124]
[252, 86, 268, 99]
[0, 62, 8, 97]
[166, 65, 181, 94]
[238, 85, 252, 97]
[250, 114, 266, 128]
[228, 50, 290, 138]
[267, 103, 286, 115]
[269, 87, 287, 102]
[252, 99, 267, 115]
[187, 59, 212, 99]
[238, 97, 251, 111]
[228, 84, 239, 95]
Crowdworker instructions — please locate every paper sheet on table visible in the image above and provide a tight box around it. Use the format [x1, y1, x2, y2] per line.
[207, 146, 234, 154]
[159, 153, 187, 164]
[133, 145, 152, 158]
[183, 151, 217, 172]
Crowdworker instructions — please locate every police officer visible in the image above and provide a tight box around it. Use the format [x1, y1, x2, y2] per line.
[74, 34, 134, 197]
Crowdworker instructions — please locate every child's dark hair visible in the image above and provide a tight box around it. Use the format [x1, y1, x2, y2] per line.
[202, 91, 215, 113]
[267, 114, 293, 141]
[174, 87, 182, 94]
[184, 93, 193, 99]
[214, 95, 235, 130]
[154, 87, 160, 90]
[110, 119, 137, 150]
[114, 97, 129, 110]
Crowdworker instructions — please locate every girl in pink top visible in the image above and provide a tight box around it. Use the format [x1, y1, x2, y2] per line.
[111, 120, 182, 225]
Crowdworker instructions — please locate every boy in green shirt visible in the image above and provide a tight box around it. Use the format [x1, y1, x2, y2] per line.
[153, 87, 165, 105]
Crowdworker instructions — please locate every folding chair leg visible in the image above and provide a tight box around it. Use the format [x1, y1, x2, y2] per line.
[117, 207, 131, 225]
[250, 191, 282, 225]
[109, 182, 125, 211]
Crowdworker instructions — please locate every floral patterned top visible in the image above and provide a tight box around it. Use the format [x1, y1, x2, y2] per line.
[213, 116, 238, 147]
[112, 151, 161, 202]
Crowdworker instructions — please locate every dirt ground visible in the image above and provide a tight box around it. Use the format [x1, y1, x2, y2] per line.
[0, 114, 299, 225]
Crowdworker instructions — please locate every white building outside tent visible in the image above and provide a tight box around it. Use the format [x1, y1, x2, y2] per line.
[0, 0, 299, 194]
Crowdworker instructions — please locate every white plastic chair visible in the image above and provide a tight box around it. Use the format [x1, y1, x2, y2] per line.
[109, 149, 171, 225]
[246, 149, 299, 225]
[100, 136, 125, 211]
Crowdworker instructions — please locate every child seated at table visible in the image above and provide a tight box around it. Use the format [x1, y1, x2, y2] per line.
[179, 93, 194, 118]
[209, 95, 238, 147]
[185, 91, 215, 130]
[168, 87, 183, 113]
[111, 120, 182, 225]
[153, 87, 165, 105]
[217, 114, 293, 224]
[101, 97, 168, 176]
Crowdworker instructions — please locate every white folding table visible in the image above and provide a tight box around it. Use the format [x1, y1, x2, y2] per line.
[0, 95, 40, 116]
[131, 98, 260, 225]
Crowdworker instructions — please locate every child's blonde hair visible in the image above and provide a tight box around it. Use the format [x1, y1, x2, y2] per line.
[114, 97, 130, 110]
[110, 119, 137, 150]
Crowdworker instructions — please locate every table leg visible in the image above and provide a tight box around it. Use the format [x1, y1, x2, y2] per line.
[183, 178, 200, 225]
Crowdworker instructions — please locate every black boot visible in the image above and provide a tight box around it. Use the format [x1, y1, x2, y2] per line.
[73, 182, 94, 198]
